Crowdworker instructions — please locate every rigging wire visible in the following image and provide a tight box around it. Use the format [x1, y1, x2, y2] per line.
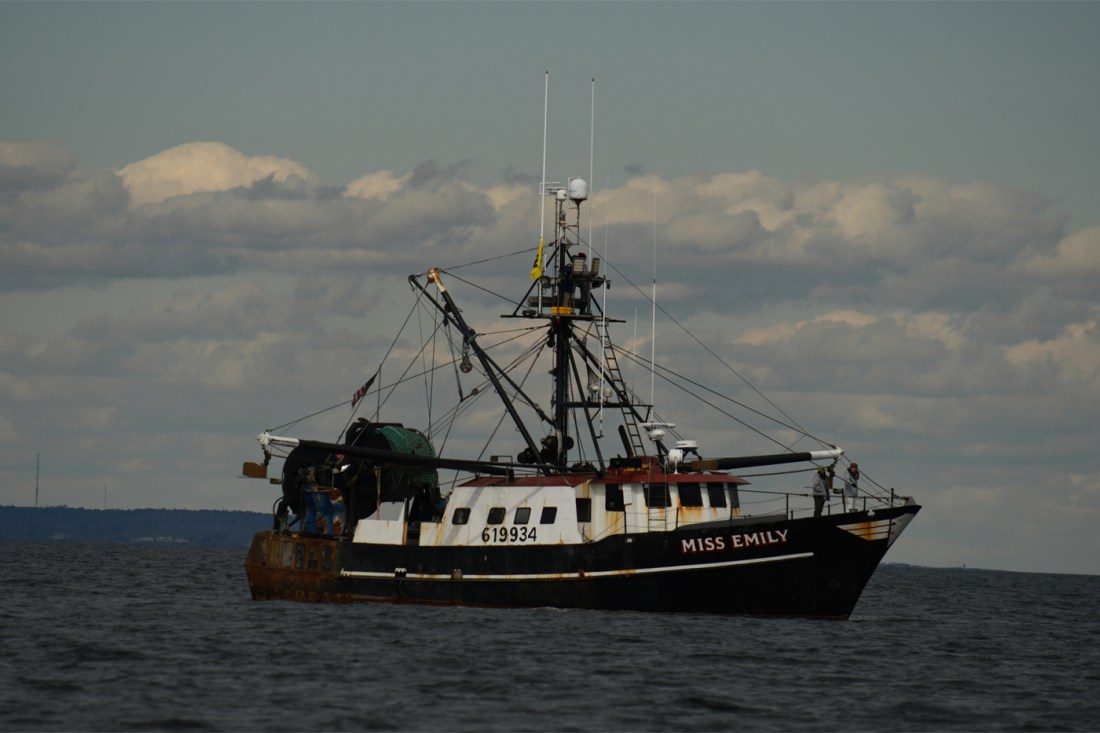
[266, 400, 349, 435]
[366, 302, 450, 427]
[415, 286, 439, 437]
[417, 328, 547, 452]
[439, 269, 521, 306]
[414, 246, 535, 278]
[582, 247, 817, 445]
[339, 323, 544, 439]
[474, 339, 547, 463]
[319, 286, 432, 440]
[607, 339, 894, 497]
[612, 340, 835, 451]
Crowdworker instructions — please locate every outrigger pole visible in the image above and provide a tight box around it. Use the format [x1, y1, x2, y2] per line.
[258, 432, 517, 477]
[687, 448, 844, 472]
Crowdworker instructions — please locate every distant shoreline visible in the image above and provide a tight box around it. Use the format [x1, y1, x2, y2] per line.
[0, 505, 269, 547]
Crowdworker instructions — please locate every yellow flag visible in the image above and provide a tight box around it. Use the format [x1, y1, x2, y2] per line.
[530, 237, 545, 281]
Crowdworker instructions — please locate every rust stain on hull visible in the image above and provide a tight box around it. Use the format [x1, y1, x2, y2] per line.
[245, 531, 351, 603]
[836, 517, 895, 541]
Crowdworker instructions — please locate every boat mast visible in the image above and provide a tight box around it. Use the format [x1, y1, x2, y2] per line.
[551, 190, 572, 467]
[508, 77, 636, 471]
[547, 179, 602, 469]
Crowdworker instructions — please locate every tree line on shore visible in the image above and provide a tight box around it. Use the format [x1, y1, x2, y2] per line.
[0, 505, 268, 546]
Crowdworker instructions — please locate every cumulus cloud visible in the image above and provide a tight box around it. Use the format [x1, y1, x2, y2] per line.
[1017, 223, 1100, 278]
[118, 142, 321, 206]
[345, 170, 409, 201]
[0, 141, 78, 190]
[1005, 314, 1100, 384]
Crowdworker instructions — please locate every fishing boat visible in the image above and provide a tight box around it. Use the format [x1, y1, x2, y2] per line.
[241, 89, 920, 618]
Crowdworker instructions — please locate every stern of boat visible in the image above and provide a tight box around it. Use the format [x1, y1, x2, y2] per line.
[244, 530, 350, 602]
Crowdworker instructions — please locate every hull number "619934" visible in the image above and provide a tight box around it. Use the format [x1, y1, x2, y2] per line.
[482, 526, 538, 543]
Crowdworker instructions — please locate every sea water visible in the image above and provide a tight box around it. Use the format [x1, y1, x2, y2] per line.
[1, 542, 1098, 732]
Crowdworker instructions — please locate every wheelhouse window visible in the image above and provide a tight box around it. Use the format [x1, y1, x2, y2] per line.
[644, 483, 671, 508]
[707, 483, 727, 509]
[514, 507, 531, 525]
[487, 507, 506, 525]
[452, 507, 471, 525]
[576, 498, 592, 522]
[539, 506, 558, 524]
[605, 485, 625, 512]
[726, 483, 741, 508]
[678, 482, 703, 507]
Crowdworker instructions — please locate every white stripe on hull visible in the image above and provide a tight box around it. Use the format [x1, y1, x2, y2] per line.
[340, 551, 814, 582]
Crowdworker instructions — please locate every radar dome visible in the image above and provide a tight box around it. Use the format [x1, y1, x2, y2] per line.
[568, 178, 588, 202]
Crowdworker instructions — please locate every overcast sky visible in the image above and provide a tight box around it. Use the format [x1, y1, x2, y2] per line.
[2, 1, 1099, 576]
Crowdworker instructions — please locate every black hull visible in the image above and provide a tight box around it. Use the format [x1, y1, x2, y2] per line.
[245, 504, 919, 618]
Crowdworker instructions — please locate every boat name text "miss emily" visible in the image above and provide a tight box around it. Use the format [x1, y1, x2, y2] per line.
[681, 529, 789, 554]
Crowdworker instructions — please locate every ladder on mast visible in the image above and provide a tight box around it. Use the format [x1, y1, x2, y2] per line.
[596, 317, 647, 458]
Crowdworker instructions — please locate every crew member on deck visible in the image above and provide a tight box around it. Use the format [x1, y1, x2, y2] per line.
[843, 463, 860, 512]
[812, 466, 829, 517]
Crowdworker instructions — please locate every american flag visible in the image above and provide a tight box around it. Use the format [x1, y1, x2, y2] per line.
[350, 374, 376, 410]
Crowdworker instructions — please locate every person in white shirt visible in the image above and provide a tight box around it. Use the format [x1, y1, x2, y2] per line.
[842, 463, 860, 513]
[812, 466, 830, 517]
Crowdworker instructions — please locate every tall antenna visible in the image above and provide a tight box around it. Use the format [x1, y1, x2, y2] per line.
[541, 70, 549, 241]
[588, 77, 595, 259]
[589, 78, 608, 435]
[531, 71, 550, 282]
[650, 191, 657, 407]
